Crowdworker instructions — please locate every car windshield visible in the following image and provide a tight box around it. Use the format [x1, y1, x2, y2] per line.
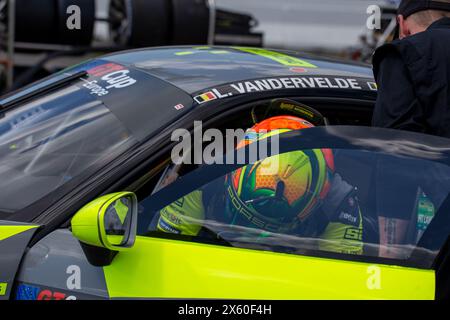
[0, 83, 135, 219]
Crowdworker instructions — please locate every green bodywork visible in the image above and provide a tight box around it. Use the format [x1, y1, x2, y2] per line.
[103, 236, 435, 299]
[0, 222, 40, 300]
[71, 192, 136, 251]
[70, 193, 436, 300]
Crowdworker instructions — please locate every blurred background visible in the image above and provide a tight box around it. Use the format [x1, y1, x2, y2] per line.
[0, 0, 400, 95]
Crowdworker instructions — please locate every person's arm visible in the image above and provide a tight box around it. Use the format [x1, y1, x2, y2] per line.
[157, 190, 205, 236]
[372, 49, 427, 133]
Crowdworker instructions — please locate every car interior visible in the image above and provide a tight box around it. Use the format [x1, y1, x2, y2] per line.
[61, 95, 447, 269]
[126, 97, 381, 252]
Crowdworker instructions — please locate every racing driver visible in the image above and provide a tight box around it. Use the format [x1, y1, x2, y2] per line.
[153, 100, 365, 255]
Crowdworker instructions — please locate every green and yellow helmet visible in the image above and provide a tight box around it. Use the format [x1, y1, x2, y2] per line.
[226, 112, 334, 233]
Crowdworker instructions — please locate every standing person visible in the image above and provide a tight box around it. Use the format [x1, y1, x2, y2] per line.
[373, 0, 450, 135]
[372, 0, 450, 258]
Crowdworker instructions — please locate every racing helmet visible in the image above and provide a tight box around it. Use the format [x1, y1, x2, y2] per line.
[226, 100, 334, 233]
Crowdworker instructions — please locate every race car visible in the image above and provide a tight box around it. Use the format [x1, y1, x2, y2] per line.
[0, 46, 449, 300]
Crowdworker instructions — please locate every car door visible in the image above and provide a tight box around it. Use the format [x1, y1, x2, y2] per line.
[99, 125, 450, 300]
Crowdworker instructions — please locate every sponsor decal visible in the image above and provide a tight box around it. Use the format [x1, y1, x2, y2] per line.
[15, 283, 77, 300]
[79, 78, 109, 97]
[279, 102, 315, 121]
[337, 195, 360, 226]
[80, 62, 137, 97]
[290, 67, 307, 73]
[87, 62, 124, 77]
[174, 48, 231, 56]
[344, 227, 363, 241]
[158, 218, 182, 234]
[234, 47, 318, 68]
[339, 212, 358, 224]
[209, 50, 231, 54]
[165, 212, 183, 225]
[367, 81, 378, 91]
[16, 284, 39, 300]
[192, 76, 377, 104]
[37, 289, 69, 300]
[227, 185, 280, 232]
[175, 51, 196, 56]
[0, 282, 7, 296]
[193, 91, 218, 104]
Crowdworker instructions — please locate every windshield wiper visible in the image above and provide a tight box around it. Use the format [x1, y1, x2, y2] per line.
[0, 70, 87, 111]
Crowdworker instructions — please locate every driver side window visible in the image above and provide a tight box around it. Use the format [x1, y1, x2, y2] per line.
[134, 135, 450, 270]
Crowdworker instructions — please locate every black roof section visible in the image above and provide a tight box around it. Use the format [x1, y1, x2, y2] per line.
[105, 46, 375, 94]
[0, 46, 376, 143]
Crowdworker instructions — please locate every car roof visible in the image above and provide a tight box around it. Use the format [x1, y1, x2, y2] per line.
[104, 46, 375, 94]
[1, 46, 377, 144]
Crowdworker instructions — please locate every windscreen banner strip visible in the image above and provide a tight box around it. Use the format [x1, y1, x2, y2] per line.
[192, 76, 378, 105]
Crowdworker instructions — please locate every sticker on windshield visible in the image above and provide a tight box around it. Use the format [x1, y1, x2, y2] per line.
[367, 82, 378, 91]
[233, 47, 318, 68]
[174, 47, 232, 56]
[193, 91, 218, 104]
[80, 63, 137, 97]
[193, 76, 377, 104]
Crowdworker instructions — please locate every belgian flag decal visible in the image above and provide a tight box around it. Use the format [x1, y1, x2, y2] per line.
[194, 91, 217, 104]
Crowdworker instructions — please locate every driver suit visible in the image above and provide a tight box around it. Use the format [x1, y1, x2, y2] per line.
[156, 173, 365, 255]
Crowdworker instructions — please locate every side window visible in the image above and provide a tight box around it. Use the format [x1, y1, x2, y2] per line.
[135, 136, 450, 269]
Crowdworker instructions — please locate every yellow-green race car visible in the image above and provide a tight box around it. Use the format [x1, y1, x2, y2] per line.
[0, 46, 449, 300]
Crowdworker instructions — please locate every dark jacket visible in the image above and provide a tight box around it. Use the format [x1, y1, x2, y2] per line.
[372, 17, 450, 138]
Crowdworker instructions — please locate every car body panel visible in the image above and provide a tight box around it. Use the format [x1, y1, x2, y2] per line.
[103, 236, 435, 300]
[0, 221, 40, 300]
[13, 228, 436, 300]
[14, 229, 108, 300]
